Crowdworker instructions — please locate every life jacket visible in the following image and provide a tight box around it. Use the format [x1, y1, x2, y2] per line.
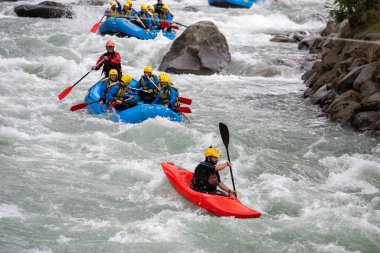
[159, 84, 180, 107]
[139, 12, 150, 27]
[120, 9, 128, 18]
[114, 85, 129, 101]
[139, 75, 159, 94]
[159, 11, 174, 22]
[153, 3, 164, 14]
[127, 8, 135, 16]
[148, 11, 156, 24]
[102, 78, 119, 102]
[107, 7, 119, 17]
[191, 160, 220, 190]
[102, 51, 121, 76]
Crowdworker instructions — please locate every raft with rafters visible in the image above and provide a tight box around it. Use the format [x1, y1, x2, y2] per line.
[84, 81, 183, 124]
[208, 0, 261, 8]
[98, 17, 176, 40]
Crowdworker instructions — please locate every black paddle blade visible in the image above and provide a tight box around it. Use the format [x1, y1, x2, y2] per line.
[219, 122, 229, 148]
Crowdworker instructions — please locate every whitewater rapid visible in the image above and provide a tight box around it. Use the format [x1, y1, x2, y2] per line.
[1, 0, 379, 252]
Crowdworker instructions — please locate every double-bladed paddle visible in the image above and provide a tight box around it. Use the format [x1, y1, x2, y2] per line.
[219, 122, 237, 196]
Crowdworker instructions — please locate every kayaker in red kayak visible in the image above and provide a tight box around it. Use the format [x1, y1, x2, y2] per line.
[191, 146, 237, 197]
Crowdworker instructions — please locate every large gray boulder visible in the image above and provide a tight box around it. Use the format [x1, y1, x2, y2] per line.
[159, 21, 231, 75]
[14, 1, 73, 18]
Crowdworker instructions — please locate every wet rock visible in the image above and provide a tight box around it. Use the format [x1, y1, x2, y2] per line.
[322, 52, 340, 70]
[159, 21, 230, 75]
[327, 90, 362, 124]
[362, 33, 380, 41]
[277, 59, 299, 68]
[298, 37, 317, 50]
[251, 67, 281, 77]
[305, 72, 318, 88]
[361, 93, 380, 111]
[352, 111, 380, 132]
[270, 35, 297, 43]
[183, 6, 199, 12]
[14, 1, 73, 18]
[353, 62, 377, 90]
[304, 88, 315, 98]
[321, 89, 337, 105]
[76, 0, 104, 6]
[309, 38, 324, 54]
[375, 131, 380, 140]
[360, 80, 380, 97]
[336, 65, 366, 94]
[310, 85, 328, 104]
[348, 58, 368, 72]
[321, 20, 336, 37]
[302, 69, 315, 81]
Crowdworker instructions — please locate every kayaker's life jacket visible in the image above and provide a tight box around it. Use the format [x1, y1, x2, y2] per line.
[102, 51, 121, 76]
[158, 84, 180, 107]
[139, 75, 159, 94]
[114, 85, 130, 101]
[192, 160, 221, 191]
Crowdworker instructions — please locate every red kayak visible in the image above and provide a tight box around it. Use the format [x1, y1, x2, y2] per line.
[161, 162, 262, 219]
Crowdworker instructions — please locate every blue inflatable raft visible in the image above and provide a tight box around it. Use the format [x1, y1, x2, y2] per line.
[208, 0, 261, 8]
[84, 81, 183, 124]
[98, 17, 176, 40]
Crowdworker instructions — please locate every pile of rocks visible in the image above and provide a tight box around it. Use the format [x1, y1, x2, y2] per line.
[302, 21, 380, 139]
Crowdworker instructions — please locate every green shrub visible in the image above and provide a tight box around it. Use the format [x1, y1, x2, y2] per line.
[326, 0, 375, 23]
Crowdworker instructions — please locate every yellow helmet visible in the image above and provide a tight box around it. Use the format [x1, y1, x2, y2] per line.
[205, 147, 222, 158]
[162, 5, 169, 10]
[121, 74, 132, 84]
[158, 72, 170, 83]
[127, 0, 132, 6]
[148, 5, 154, 12]
[109, 69, 118, 76]
[143, 66, 153, 73]
[141, 4, 148, 10]
[123, 2, 129, 8]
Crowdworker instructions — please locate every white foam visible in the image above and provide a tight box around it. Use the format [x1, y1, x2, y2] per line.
[0, 203, 23, 219]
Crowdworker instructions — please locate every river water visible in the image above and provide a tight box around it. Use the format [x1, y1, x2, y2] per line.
[1, 0, 379, 252]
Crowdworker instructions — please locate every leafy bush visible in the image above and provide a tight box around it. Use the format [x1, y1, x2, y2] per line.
[325, 0, 375, 23]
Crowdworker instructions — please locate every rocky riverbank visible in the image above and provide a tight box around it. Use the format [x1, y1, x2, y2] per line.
[302, 8, 380, 140]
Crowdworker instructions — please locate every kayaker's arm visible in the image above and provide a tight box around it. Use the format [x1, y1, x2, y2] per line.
[218, 181, 237, 197]
[215, 161, 232, 171]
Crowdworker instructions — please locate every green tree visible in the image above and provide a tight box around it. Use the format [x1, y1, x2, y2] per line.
[329, 0, 375, 23]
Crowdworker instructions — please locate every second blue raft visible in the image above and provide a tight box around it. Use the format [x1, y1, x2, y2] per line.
[84, 81, 183, 124]
[98, 17, 176, 40]
[208, 0, 261, 8]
